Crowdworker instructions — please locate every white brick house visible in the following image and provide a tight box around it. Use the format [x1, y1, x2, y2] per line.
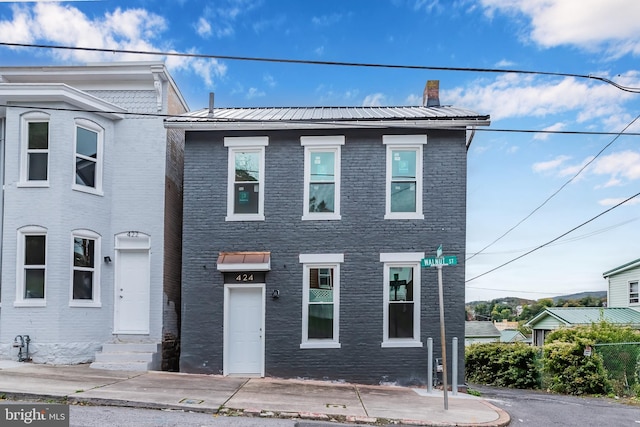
[0, 62, 187, 369]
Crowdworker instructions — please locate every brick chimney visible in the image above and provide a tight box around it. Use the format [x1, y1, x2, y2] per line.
[422, 80, 440, 107]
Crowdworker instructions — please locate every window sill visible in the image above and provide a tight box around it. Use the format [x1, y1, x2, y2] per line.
[17, 182, 49, 188]
[225, 214, 265, 222]
[72, 185, 104, 197]
[384, 213, 424, 220]
[13, 300, 46, 308]
[381, 340, 423, 348]
[69, 301, 102, 308]
[300, 341, 341, 349]
[301, 214, 342, 221]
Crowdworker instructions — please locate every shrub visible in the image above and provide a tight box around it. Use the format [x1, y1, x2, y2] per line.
[465, 342, 540, 389]
[542, 339, 611, 395]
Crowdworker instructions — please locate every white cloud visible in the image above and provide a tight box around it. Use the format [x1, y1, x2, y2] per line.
[195, 17, 212, 38]
[246, 87, 265, 99]
[311, 13, 343, 27]
[442, 72, 639, 127]
[534, 122, 566, 140]
[532, 155, 571, 173]
[0, 3, 226, 88]
[592, 150, 640, 184]
[479, 0, 640, 57]
[598, 197, 640, 207]
[263, 74, 276, 88]
[362, 93, 386, 106]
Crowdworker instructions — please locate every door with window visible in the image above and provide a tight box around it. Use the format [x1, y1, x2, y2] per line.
[224, 284, 265, 376]
[114, 232, 151, 334]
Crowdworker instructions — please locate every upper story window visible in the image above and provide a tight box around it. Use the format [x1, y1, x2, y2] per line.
[73, 119, 104, 195]
[383, 135, 427, 220]
[20, 112, 50, 186]
[380, 252, 424, 347]
[71, 230, 101, 307]
[15, 226, 48, 307]
[224, 137, 268, 221]
[299, 253, 343, 349]
[301, 136, 344, 221]
[630, 281, 639, 304]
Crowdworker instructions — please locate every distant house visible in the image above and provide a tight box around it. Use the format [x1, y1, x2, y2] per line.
[465, 321, 501, 346]
[493, 320, 519, 331]
[0, 62, 188, 370]
[525, 307, 640, 346]
[603, 258, 640, 312]
[166, 95, 490, 385]
[500, 329, 527, 344]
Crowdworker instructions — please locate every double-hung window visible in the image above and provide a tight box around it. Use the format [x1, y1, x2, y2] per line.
[20, 112, 50, 186]
[380, 252, 424, 347]
[71, 230, 101, 307]
[383, 135, 427, 219]
[73, 119, 104, 195]
[299, 254, 343, 349]
[630, 281, 639, 304]
[225, 137, 268, 221]
[301, 136, 344, 220]
[15, 226, 47, 306]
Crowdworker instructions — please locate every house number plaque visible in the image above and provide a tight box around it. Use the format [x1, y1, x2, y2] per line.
[224, 272, 266, 283]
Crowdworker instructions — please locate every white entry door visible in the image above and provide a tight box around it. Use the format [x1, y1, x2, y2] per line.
[114, 233, 151, 334]
[224, 285, 265, 376]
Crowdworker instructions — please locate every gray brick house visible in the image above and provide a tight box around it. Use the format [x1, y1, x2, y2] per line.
[0, 62, 188, 370]
[166, 100, 490, 385]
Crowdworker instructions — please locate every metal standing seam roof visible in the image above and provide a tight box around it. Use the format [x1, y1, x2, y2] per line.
[603, 257, 640, 278]
[465, 321, 501, 338]
[528, 307, 640, 327]
[164, 106, 490, 130]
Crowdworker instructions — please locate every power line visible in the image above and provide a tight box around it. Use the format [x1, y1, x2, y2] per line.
[3, 103, 640, 136]
[465, 191, 640, 284]
[2, 41, 640, 93]
[466, 112, 640, 262]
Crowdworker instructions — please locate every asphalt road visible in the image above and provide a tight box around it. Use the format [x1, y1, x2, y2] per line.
[469, 384, 640, 426]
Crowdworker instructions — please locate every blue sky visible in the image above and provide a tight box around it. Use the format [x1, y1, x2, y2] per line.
[1, 0, 639, 302]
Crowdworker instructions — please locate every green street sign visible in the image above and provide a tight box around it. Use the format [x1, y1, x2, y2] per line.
[421, 256, 458, 267]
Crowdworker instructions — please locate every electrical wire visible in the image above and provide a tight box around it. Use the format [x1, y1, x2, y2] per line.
[466, 112, 640, 262]
[465, 191, 640, 284]
[2, 41, 640, 93]
[2, 103, 640, 137]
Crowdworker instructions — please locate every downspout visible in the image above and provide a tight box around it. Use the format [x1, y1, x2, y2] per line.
[465, 127, 476, 151]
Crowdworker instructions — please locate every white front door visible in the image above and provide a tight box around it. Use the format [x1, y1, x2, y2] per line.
[224, 285, 265, 376]
[114, 233, 151, 334]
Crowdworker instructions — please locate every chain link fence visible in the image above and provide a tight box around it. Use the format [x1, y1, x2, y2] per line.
[592, 342, 640, 397]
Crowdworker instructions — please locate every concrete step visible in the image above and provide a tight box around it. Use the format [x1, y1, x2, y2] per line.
[90, 342, 161, 371]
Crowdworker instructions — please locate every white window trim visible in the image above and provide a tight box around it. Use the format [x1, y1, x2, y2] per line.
[72, 119, 104, 196]
[383, 135, 427, 220]
[301, 136, 344, 221]
[299, 253, 344, 349]
[14, 226, 48, 307]
[380, 252, 424, 348]
[18, 112, 50, 187]
[70, 229, 102, 307]
[224, 136, 268, 221]
[630, 280, 639, 305]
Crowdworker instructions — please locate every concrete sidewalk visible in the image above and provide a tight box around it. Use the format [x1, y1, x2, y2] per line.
[0, 361, 509, 426]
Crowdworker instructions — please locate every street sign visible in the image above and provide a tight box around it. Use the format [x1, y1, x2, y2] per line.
[421, 256, 458, 267]
[436, 244, 443, 258]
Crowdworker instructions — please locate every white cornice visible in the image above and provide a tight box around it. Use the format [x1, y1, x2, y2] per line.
[0, 83, 126, 119]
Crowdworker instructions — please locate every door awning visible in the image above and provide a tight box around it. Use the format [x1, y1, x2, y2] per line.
[217, 251, 271, 272]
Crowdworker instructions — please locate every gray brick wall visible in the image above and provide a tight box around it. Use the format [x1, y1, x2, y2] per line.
[181, 128, 467, 385]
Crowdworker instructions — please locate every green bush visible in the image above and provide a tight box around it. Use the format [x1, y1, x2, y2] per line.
[542, 339, 611, 395]
[465, 342, 540, 389]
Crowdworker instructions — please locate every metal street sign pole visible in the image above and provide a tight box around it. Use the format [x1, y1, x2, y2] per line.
[436, 263, 449, 411]
[423, 245, 457, 411]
